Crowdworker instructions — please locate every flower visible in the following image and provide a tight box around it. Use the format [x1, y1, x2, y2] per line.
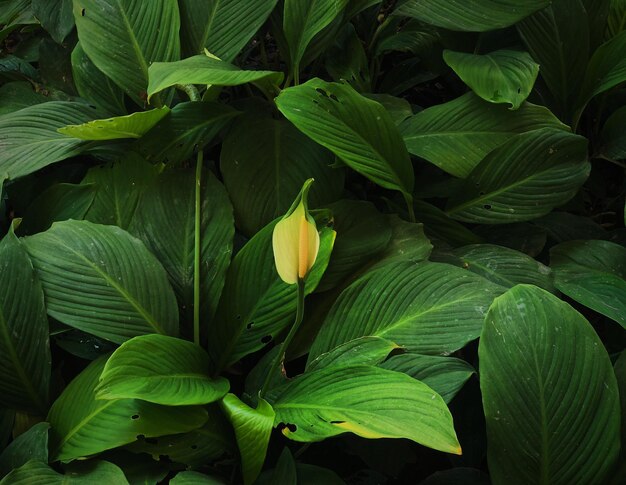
[272, 179, 320, 284]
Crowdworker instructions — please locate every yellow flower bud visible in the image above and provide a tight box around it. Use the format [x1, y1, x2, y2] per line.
[272, 179, 320, 284]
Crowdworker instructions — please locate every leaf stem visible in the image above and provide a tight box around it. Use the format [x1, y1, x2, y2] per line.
[260, 279, 306, 397]
[176, 84, 201, 102]
[404, 193, 416, 223]
[193, 149, 203, 345]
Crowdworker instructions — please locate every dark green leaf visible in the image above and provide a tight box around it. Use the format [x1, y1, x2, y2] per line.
[23, 220, 179, 344]
[480, 285, 620, 484]
[32, 0, 74, 44]
[0, 82, 48, 116]
[599, 105, 626, 160]
[0, 422, 49, 476]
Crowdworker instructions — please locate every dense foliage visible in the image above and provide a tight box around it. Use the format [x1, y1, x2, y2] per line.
[0, 0, 625, 483]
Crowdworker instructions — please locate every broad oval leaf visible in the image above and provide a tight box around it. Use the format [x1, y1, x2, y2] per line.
[221, 114, 344, 236]
[380, 354, 475, 404]
[267, 365, 461, 454]
[480, 285, 620, 484]
[432, 244, 555, 292]
[394, 0, 551, 32]
[399, 93, 568, 178]
[306, 336, 400, 372]
[0, 421, 48, 476]
[283, 0, 349, 76]
[137, 101, 239, 164]
[48, 357, 208, 461]
[147, 56, 284, 101]
[32, 0, 74, 44]
[179, 0, 278, 61]
[129, 169, 234, 328]
[309, 260, 503, 361]
[220, 394, 275, 485]
[443, 50, 539, 110]
[23, 220, 179, 344]
[58, 107, 170, 140]
[0, 102, 97, 180]
[276, 78, 414, 198]
[599, 105, 626, 160]
[446, 129, 589, 223]
[73, 0, 180, 106]
[0, 228, 50, 414]
[96, 334, 229, 405]
[0, 460, 129, 485]
[550, 240, 626, 329]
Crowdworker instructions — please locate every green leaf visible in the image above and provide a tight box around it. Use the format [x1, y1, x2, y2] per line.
[32, 0, 74, 44]
[399, 92, 568, 178]
[534, 211, 608, 243]
[380, 354, 475, 404]
[317, 200, 391, 291]
[550, 240, 626, 329]
[96, 335, 228, 405]
[0, 409, 14, 452]
[0, 422, 49, 476]
[48, 357, 207, 461]
[446, 129, 589, 223]
[221, 114, 344, 236]
[126, 406, 234, 466]
[137, 101, 239, 164]
[130, 169, 234, 328]
[283, 0, 349, 76]
[473, 223, 547, 257]
[420, 468, 490, 485]
[71, 42, 126, 116]
[23, 220, 179, 344]
[0, 460, 130, 484]
[309, 261, 502, 360]
[276, 78, 414, 199]
[0, 102, 97, 180]
[267, 365, 461, 454]
[147, 56, 283, 102]
[326, 23, 371, 92]
[616, 351, 626, 445]
[432, 244, 555, 292]
[220, 394, 275, 485]
[171, 471, 227, 485]
[0, 82, 48, 116]
[73, 0, 180, 106]
[479, 285, 620, 484]
[517, 0, 589, 119]
[307, 336, 400, 372]
[179, 0, 278, 61]
[599, 105, 626, 160]
[82, 154, 159, 230]
[0, 228, 50, 414]
[17, 183, 96, 236]
[577, 30, 626, 111]
[607, 0, 626, 38]
[58, 107, 170, 140]
[209, 219, 335, 369]
[394, 0, 551, 31]
[443, 50, 539, 110]
[267, 448, 297, 485]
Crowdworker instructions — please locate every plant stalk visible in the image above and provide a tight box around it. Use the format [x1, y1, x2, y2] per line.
[193, 149, 203, 345]
[260, 279, 306, 397]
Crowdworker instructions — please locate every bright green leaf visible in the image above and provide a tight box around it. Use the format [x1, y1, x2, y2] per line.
[23, 220, 179, 344]
[307, 336, 400, 372]
[551, 240, 626, 329]
[267, 365, 461, 454]
[96, 334, 229, 405]
[443, 50, 539, 110]
[480, 285, 620, 484]
[58, 107, 170, 140]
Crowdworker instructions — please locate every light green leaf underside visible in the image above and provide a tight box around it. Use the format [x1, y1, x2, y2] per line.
[267, 365, 461, 454]
[23, 220, 179, 344]
[446, 129, 589, 223]
[443, 49, 539, 109]
[394, 0, 551, 32]
[551, 239, 626, 329]
[47, 357, 208, 461]
[58, 107, 170, 140]
[97, 334, 229, 405]
[480, 285, 620, 485]
[147, 55, 283, 101]
[0, 101, 97, 180]
[0, 229, 50, 414]
[276, 78, 414, 197]
[309, 260, 503, 361]
[399, 92, 568, 178]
